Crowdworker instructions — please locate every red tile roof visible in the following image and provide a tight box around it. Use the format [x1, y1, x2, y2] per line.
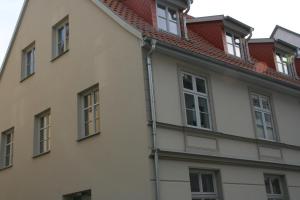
[102, 0, 300, 86]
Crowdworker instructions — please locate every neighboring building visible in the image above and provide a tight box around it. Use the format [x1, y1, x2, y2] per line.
[0, 0, 300, 200]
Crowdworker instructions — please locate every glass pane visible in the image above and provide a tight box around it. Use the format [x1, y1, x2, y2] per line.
[84, 94, 92, 108]
[276, 55, 281, 62]
[40, 141, 44, 153]
[282, 56, 288, 62]
[200, 113, 210, 129]
[40, 117, 45, 129]
[186, 110, 197, 126]
[252, 95, 260, 108]
[235, 45, 241, 57]
[227, 44, 234, 55]
[255, 111, 263, 126]
[283, 64, 289, 75]
[157, 5, 166, 17]
[265, 178, 271, 194]
[271, 178, 281, 194]
[183, 74, 193, 90]
[57, 27, 65, 54]
[169, 21, 178, 35]
[158, 17, 167, 31]
[84, 108, 93, 123]
[202, 174, 215, 193]
[94, 90, 99, 104]
[264, 113, 272, 127]
[168, 8, 177, 21]
[6, 134, 11, 144]
[256, 125, 265, 139]
[277, 63, 284, 73]
[185, 94, 195, 109]
[226, 34, 233, 44]
[198, 97, 209, 113]
[234, 37, 240, 44]
[266, 127, 274, 140]
[189, 173, 200, 192]
[85, 122, 94, 137]
[196, 78, 206, 93]
[262, 98, 270, 110]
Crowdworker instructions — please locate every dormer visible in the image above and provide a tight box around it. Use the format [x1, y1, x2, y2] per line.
[186, 15, 253, 60]
[249, 39, 298, 77]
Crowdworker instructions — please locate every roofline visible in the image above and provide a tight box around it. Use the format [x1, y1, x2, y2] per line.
[271, 25, 300, 38]
[144, 38, 300, 94]
[0, 0, 143, 80]
[248, 38, 275, 44]
[0, 0, 28, 79]
[186, 15, 253, 32]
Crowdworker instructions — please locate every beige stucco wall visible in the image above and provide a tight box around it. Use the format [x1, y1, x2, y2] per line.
[0, 0, 152, 199]
[152, 52, 300, 146]
[158, 159, 300, 200]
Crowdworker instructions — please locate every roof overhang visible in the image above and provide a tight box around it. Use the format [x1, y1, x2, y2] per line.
[158, 0, 193, 10]
[143, 38, 300, 96]
[187, 15, 253, 37]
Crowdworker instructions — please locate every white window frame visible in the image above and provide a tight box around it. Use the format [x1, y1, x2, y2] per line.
[21, 43, 35, 80]
[250, 92, 277, 141]
[78, 85, 100, 139]
[156, 3, 180, 35]
[1, 129, 14, 168]
[264, 175, 286, 200]
[190, 170, 219, 200]
[275, 53, 291, 76]
[53, 17, 69, 58]
[182, 72, 212, 130]
[34, 110, 51, 156]
[225, 32, 242, 58]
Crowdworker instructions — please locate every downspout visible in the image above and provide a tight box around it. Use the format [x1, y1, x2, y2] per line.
[245, 28, 253, 62]
[146, 39, 159, 200]
[183, 0, 192, 40]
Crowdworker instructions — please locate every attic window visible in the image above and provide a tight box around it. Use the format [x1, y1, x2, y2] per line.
[275, 53, 291, 75]
[157, 4, 179, 35]
[225, 32, 242, 58]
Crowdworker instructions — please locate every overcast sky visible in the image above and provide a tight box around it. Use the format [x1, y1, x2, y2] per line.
[0, 0, 300, 65]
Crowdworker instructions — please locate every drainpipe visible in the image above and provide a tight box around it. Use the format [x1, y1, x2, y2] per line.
[245, 28, 253, 62]
[146, 39, 159, 200]
[183, 0, 192, 40]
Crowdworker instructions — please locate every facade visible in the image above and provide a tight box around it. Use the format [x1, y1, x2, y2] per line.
[0, 0, 300, 200]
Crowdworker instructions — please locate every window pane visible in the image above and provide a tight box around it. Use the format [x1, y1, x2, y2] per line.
[198, 97, 210, 129]
[227, 44, 234, 55]
[202, 174, 215, 193]
[198, 97, 209, 113]
[186, 110, 197, 126]
[85, 122, 94, 136]
[94, 104, 100, 133]
[271, 178, 281, 194]
[196, 78, 206, 93]
[256, 125, 265, 139]
[169, 21, 178, 35]
[252, 95, 260, 107]
[84, 94, 92, 108]
[262, 98, 270, 110]
[190, 173, 200, 192]
[157, 5, 166, 17]
[226, 34, 233, 44]
[168, 8, 177, 21]
[235, 46, 241, 57]
[265, 178, 271, 194]
[264, 113, 272, 127]
[277, 63, 284, 73]
[255, 111, 263, 126]
[185, 94, 195, 109]
[276, 55, 281, 62]
[158, 17, 167, 31]
[183, 74, 193, 90]
[266, 127, 274, 140]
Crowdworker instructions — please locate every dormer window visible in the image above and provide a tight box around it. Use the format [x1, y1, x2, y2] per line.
[225, 32, 242, 57]
[157, 4, 179, 35]
[275, 53, 290, 75]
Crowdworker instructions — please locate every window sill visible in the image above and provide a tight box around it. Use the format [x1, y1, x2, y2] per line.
[77, 132, 100, 142]
[0, 165, 12, 171]
[33, 150, 51, 159]
[51, 49, 69, 62]
[20, 72, 35, 83]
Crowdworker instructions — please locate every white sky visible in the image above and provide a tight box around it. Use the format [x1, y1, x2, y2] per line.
[0, 0, 300, 65]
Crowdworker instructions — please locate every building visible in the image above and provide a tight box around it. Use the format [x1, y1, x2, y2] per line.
[0, 0, 300, 199]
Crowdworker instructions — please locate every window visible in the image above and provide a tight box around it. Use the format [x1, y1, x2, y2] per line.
[34, 110, 51, 156]
[250, 93, 276, 141]
[63, 190, 91, 200]
[79, 86, 100, 139]
[182, 72, 211, 129]
[264, 175, 288, 200]
[276, 53, 291, 75]
[0, 129, 13, 168]
[53, 17, 69, 58]
[225, 32, 242, 57]
[157, 4, 179, 35]
[21, 44, 35, 80]
[189, 170, 219, 200]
